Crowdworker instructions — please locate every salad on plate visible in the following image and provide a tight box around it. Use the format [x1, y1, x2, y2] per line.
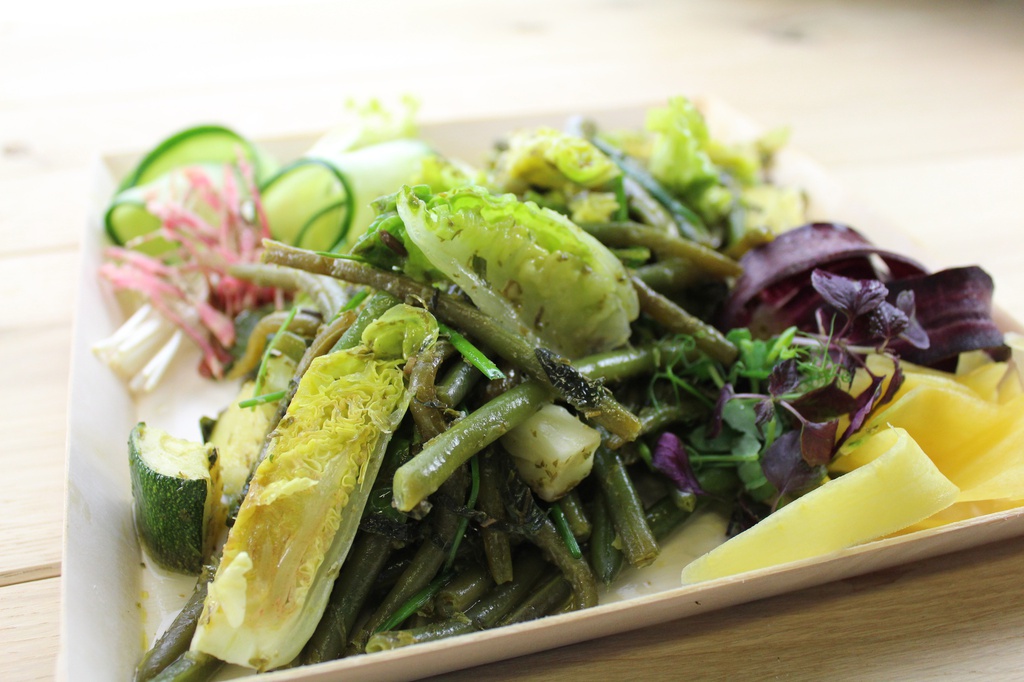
[92, 97, 1024, 680]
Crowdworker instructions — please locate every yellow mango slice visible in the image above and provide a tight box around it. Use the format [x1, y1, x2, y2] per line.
[681, 428, 958, 583]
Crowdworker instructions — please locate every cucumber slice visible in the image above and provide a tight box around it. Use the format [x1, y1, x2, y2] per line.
[117, 124, 273, 193]
[260, 159, 355, 252]
[129, 422, 220, 574]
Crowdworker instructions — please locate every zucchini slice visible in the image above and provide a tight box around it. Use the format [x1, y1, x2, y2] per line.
[129, 422, 220, 574]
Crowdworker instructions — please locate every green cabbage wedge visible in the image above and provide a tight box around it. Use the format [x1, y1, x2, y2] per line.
[397, 186, 639, 359]
[191, 305, 438, 670]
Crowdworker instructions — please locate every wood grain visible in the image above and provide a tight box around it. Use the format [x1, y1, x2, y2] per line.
[3, 0, 1024, 679]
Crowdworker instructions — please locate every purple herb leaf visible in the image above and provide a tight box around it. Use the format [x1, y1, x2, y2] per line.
[837, 373, 883, 447]
[768, 359, 802, 396]
[787, 380, 860, 422]
[754, 398, 776, 427]
[801, 419, 839, 467]
[652, 432, 705, 496]
[761, 430, 825, 499]
[868, 301, 909, 341]
[811, 269, 889, 320]
[894, 290, 930, 350]
[876, 360, 905, 409]
[707, 383, 734, 439]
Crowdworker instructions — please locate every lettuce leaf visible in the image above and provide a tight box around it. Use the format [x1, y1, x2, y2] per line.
[191, 305, 438, 671]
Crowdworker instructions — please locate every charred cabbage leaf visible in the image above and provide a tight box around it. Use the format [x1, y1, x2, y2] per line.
[191, 305, 438, 671]
[396, 185, 639, 358]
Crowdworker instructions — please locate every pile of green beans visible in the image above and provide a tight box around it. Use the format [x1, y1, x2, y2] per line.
[138, 151, 745, 679]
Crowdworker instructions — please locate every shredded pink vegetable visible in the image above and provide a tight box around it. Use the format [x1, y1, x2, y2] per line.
[99, 158, 282, 379]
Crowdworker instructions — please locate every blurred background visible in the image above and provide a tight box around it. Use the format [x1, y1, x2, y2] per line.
[2, 1, 1022, 679]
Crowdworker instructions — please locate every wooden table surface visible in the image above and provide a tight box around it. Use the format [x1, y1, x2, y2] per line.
[3, 1, 1023, 679]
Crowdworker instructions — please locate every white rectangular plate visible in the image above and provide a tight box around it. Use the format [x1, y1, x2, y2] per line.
[58, 100, 1024, 682]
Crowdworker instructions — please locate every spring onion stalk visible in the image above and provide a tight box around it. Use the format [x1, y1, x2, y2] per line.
[549, 502, 583, 560]
[439, 323, 505, 380]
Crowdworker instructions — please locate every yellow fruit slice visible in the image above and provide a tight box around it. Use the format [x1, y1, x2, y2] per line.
[680, 427, 958, 583]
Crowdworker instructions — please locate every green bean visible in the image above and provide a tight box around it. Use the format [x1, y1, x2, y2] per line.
[435, 360, 482, 409]
[556, 489, 591, 543]
[498, 572, 572, 626]
[331, 290, 399, 352]
[351, 466, 469, 651]
[229, 262, 350, 319]
[445, 455, 481, 570]
[477, 449, 514, 584]
[605, 402, 700, 450]
[225, 309, 322, 380]
[574, 339, 698, 384]
[409, 340, 456, 441]
[593, 445, 659, 568]
[134, 564, 215, 682]
[621, 176, 677, 235]
[303, 532, 394, 664]
[498, 454, 598, 610]
[261, 241, 641, 442]
[149, 651, 222, 682]
[581, 221, 741, 279]
[530, 511, 598, 610]
[631, 276, 738, 365]
[589, 492, 623, 585]
[589, 137, 713, 245]
[631, 258, 703, 294]
[646, 496, 705, 539]
[434, 562, 494, 618]
[364, 614, 470, 653]
[365, 551, 548, 652]
[392, 381, 553, 512]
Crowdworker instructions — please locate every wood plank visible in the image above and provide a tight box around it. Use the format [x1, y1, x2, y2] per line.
[0, 327, 69, 585]
[0, 578, 61, 682]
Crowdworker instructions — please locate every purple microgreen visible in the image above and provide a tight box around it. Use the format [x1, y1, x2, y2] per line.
[754, 398, 776, 427]
[868, 301, 909, 342]
[894, 289, 930, 349]
[800, 419, 839, 467]
[876, 360, 905, 408]
[761, 430, 825, 502]
[652, 432, 705, 496]
[811, 269, 889, 321]
[837, 373, 884, 447]
[767, 358, 802, 396]
[786, 380, 860, 422]
[707, 383, 734, 439]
